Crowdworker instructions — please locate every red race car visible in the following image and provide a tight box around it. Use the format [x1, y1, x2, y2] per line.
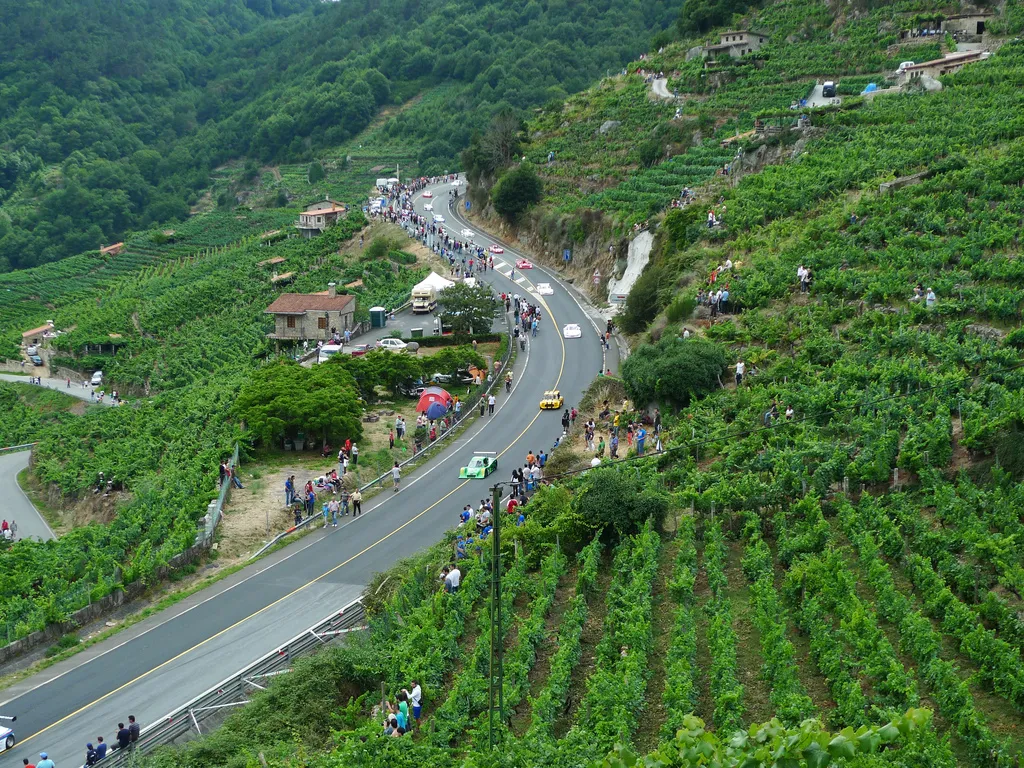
[422, 191, 433, 198]
[515, 258, 533, 270]
[488, 244, 504, 254]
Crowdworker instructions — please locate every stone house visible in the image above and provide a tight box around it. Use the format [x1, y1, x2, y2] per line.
[296, 198, 348, 238]
[265, 283, 356, 342]
[702, 30, 769, 64]
[898, 50, 986, 85]
[22, 322, 54, 348]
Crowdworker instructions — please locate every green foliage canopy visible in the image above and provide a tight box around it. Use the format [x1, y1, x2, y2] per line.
[622, 337, 727, 409]
[491, 163, 543, 222]
[437, 282, 499, 340]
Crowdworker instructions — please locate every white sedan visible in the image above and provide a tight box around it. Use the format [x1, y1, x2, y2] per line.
[376, 338, 408, 351]
[562, 323, 582, 339]
[424, 203, 433, 211]
[536, 283, 554, 295]
[422, 191, 434, 198]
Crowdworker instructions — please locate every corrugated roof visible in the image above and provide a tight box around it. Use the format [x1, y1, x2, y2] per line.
[265, 293, 355, 314]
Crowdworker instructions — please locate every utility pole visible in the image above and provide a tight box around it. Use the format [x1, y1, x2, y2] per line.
[487, 482, 504, 749]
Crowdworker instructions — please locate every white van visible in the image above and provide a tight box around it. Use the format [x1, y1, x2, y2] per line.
[91, 371, 104, 386]
[317, 345, 343, 364]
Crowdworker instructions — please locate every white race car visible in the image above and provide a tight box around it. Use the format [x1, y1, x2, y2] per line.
[536, 283, 554, 295]
[562, 323, 582, 339]
[451, 179, 464, 186]
[424, 203, 433, 211]
[433, 214, 446, 223]
[422, 191, 433, 198]
[1, 715, 17, 752]
[461, 228, 475, 239]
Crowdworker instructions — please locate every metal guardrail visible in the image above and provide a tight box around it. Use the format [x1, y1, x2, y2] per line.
[0, 442, 37, 454]
[249, 317, 515, 560]
[93, 597, 366, 768]
[197, 443, 240, 546]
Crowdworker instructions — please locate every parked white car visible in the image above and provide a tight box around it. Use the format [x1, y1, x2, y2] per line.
[91, 370, 104, 386]
[376, 337, 409, 351]
[562, 323, 582, 339]
[25, 345, 37, 355]
[317, 344, 343, 364]
[536, 283, 554, 295]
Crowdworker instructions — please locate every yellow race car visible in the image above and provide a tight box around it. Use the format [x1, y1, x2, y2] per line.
[539, 390, 564, 410]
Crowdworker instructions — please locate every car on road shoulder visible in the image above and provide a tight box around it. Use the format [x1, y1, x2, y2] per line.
[488, 244, 504, 254]
[0, 715, 16, 752]
[433, 214, 446, 223]
[91, 370, 104, 386]
[422, 191, 434, 198]
[515, 258, 533, 270]
[459, 452, 498, 479]
[562, 323, 582, 339]
[536, 283, 553, 295]
[539, 390, 564, 410]
[424, 203, 433, 211]
[376, 337, 409, 351]
[350, 344, 370, 357]
[29, 355, 44, 366]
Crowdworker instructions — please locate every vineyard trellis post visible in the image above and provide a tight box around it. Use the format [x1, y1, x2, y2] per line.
[487, 482, 504, 749]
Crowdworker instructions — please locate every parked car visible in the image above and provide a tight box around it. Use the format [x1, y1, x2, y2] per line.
[91, 371, 104, 385]
[430, 372, 453, 384]
[350, 344, 370, 357]
[822, 80, 837, 97]
[376, 337, 409, 351]
[397, 379, 425, 397]
[515, 259, 533, 270]
[25, 345, 37, 355]
[29, 355, 43, 366]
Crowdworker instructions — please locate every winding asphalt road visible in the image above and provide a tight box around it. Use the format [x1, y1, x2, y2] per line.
[0, 179, 606, 767]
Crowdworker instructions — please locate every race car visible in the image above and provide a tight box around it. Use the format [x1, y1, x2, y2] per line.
[422, 191, 433, 198]
[562, 323, 582, 339]
[424, 203, 433, 211]
[459, 452, 498, 479]
[539, 390, 564, 410]
[515, 258, 533, 270]
[1, 715, 17, 752]
[433, 214, 446, 223]
[488, 244, 504, 254]
[536, 282, 553, 295]
[461, 228, 475, 239]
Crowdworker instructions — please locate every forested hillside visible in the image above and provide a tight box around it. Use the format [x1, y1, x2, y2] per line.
[0, 0, 677, 272]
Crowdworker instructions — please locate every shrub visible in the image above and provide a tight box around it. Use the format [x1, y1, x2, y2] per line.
[622, 336, 727, 409]
[572, 468, 668, 536]
[620, 264, 667, 334]
[491, 163, 543, 221]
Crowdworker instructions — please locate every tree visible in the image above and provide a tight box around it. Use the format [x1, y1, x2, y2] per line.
[491, 163, 542, 222]
[572, 467, 667, 535]
[422, 346, 487, 380]
[437, 283, 499, 340]
[307, 161, 325, 184]
[233, 361, 363, 447]
[329, 350, 423, 402]
[622, 336, 727, 409]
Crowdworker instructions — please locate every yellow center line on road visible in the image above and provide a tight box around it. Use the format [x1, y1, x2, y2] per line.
[15, 197, 567, 748]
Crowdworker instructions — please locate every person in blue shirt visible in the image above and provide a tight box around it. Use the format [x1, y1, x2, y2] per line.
[456, 537, 468, 559]
[95, 737, 108, 759]
[636, 427, 647, 456]
[516, 513, 525, 527]
[284, 476, 295, 506]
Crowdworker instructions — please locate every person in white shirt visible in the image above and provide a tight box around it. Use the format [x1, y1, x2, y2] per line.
[682, 328, 691, 339]
[447, 566, 461, 591]
[926, 288, 936, 307]
[404, 682, 423, 720]
[735, 360, 745, 387]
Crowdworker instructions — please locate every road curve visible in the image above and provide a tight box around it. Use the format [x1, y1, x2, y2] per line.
[0, 179, 603, 768]
[0, 451, 54, 542]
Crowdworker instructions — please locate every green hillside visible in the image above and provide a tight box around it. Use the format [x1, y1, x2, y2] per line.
[122, 2, 1024, 767]
[0, 0, 677, 272]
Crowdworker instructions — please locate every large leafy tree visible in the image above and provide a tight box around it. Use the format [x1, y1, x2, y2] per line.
[437, 282, 499, 341]
[233, 360, 363, 446]
[491, 163, 543, 222]
[329, 349, 423, 402]
[622, 336, 727, 409]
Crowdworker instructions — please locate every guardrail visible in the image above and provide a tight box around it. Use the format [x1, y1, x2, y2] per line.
[197, 443, 240, 546]
[0, 442, 37, 455]
[93, 597, 366, 768]
[249, 318, 514, 560]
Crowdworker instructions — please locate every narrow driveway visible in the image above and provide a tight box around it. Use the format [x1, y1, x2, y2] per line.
[0, 451, 54, 542]
[652, 77, 673, 99]
[0, 374, 114, 406]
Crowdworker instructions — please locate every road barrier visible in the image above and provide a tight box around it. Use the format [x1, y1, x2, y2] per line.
[92, 597, 366, 768]
[0, 442, 37, 454]
[249, 320, 515, 560]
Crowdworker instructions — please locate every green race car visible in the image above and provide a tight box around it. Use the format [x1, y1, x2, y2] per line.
[459, 452, 498, 479]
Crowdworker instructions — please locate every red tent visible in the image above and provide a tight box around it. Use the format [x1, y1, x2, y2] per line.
[416, 387, 452, 412]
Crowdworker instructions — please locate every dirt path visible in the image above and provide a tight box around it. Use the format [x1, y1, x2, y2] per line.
[652, 78, 674, 100]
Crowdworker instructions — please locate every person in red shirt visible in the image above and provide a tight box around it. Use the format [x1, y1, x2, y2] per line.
[506, 497, 519, 516]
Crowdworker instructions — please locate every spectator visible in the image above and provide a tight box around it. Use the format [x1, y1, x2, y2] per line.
[926, 287, 936, 308]
[86, 743, 98, 766]
[116, 722, 130, 750]
[735, 360, 745, 387]
[37, 755, 54, 768]
[405, 681, 423, 721]
[351, 488, 362, 516]
[22, 758, 35, 768]
[129, 714, 140, 742]
[351, 444, 358, 466]
[284, 476, 295, 506]
[95, 736, 108, 759]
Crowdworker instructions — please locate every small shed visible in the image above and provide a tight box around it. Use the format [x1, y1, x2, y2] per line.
[369, 306, 388, 328]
